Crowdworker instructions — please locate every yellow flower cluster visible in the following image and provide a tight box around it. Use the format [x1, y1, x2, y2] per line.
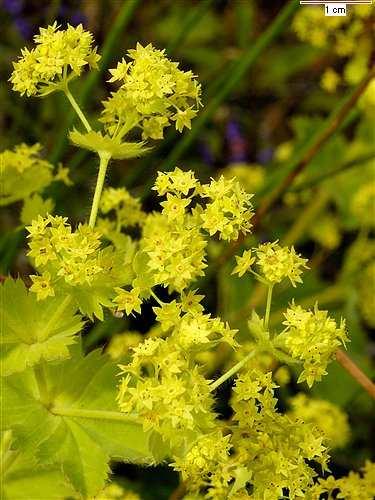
[231, 369, 329, 499]
[138, 169, 254, 293]
[27, 215, 102, 291]
[309, 461, 375, 500]
[10, 23, 100, 97]
[277, 302, 348, 386]
[233, 242, 308, 286]
[1, 143, 53, 205]
[153, 167, 198, 196]
[256, 242, 309, 286]
[141, 212, 207, 292]
[113, 287, 142, 316]
[293, 6, 374, 93]
[100, 187, 145, 229]
[26, 214, 129, 317]
[154, 299, 238, 351]
[117, 336, 216, 450]
[199, 176, 253, 240]
[101, 43, 201, 140]
[172, 432, 231, 490]
[288, 393, 350, 449]
[177, 368, 329, 499]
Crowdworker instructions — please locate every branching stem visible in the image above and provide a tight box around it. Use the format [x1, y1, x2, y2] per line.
[336, 349, 375, 400]
[264, 284, 273, 330]
[209, 350, 257, 391]
[63, 86, 92, 132]
[89, 152, 111, 228]
[50, 407, 140, 423]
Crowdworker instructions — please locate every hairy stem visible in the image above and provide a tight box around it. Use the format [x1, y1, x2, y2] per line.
[264, 284, 273, 330]
[50, 407, 140, 423]
[63, 86, 92, 132]
[209, 350, 256, 391]
[89, 153, 111, 228]
[336, 349, 375, 400]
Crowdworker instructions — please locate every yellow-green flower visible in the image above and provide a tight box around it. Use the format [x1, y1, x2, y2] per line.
[232, 249, 256, 277]
[10, 23, 100, 97]
[113, 287, 142, 316]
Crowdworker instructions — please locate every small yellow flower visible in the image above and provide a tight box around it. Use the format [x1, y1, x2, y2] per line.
[321, 68, 341, 93]
[113, 287, 142, 316]
[232, 249, 256, 277]
[30, 272, 55, 300]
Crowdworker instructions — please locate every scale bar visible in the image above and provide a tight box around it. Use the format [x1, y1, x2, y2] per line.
[300, 1, 372, 4]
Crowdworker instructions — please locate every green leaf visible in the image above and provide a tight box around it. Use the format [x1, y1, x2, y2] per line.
[69, 129, 151, 159]
[1, 450, 76, 500]
[2, 348, 162, 497]
[20, 194, 54, 226]
[0, 280, 84, 376]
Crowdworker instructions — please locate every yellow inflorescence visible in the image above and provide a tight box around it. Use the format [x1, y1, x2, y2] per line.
[277, 302, 348, 387]
[10, 23, 100, 97]
[101, 43, 201, 140]
[27, 214, 102, 296]
[233, 242, 309, 287]
[100, 187, 145, 229]
[289, 393, 350, 449]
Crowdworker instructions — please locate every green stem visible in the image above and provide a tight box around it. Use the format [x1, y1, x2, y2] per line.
[34, 364, 49, 406]
[264, 284, 273, 330]
[50, 407, 140, 424]
[209, 350, 257, 391]
[150, 290, 165, 306]
[89, 153, 111, 228]
[63, 86, 92, 132]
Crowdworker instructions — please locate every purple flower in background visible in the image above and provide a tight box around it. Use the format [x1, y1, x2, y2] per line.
[3, 0, 24, 15]
[226, 120, 248, 163]
[256, 147, 274, 165]
[14, 17, 31, 37]
[59, 4, 87, 27]
[70, 11, 87, 26]
[199, 142, 214, 165]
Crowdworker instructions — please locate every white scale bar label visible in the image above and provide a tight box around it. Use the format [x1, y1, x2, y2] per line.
[325, 3, 347, 14]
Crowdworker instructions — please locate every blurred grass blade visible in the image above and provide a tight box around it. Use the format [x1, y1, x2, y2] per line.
[166, 0, 215, 54]
[291, 150, 375, 193]
[49, 0, 140, 164]
[139, 0, 299, 195]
